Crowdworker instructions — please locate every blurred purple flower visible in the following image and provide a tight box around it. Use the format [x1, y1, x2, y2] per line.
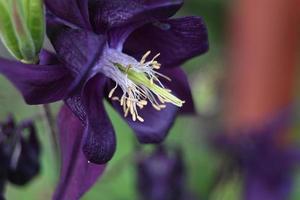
[137, 146, 198, 200]
[213, 110, 300, 200]
[0, 115, 40, 199]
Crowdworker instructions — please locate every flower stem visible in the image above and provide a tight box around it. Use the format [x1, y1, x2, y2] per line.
[42, 104, 59, 164]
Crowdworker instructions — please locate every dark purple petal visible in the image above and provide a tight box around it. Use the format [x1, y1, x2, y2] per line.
[212, 108, 298, 200]
[81, 76, 116, 164]
[115, 101, 177, 143]
[124, 16, 209, 67]
[245, 173, 292, 200]
[0, 115, 16, 138]
[137, 146, 186, 200]
[108, 23, 143, 50]
[47, 22, 106, 93]
[160, 67, 196, 114]
[89, 0, 183, 33]
[39, 50, 60, 65]
[66, 75, 116, 164]
[0, 52, 73, 104]
[0, 116, 16, 175]
[54, 105, 106, 200]
[45, 0, 91, 29]
[8, 121, 40, 185]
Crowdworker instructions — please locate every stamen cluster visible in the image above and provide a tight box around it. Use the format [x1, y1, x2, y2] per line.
[105, 50, 185, 122]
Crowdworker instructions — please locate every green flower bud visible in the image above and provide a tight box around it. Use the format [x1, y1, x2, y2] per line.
[0, 0, 44, 64]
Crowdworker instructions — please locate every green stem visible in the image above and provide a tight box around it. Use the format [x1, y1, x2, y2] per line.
[42, 104, 59, 165]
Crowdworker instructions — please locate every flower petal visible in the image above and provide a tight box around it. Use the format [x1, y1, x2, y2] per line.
[89, 0, 183, 33]
[7, 121, 40, 185]
[123, 103, 178, 143]
[108, 23, 143, 50]
[66, 75, 116, 164]
[245, 173, 292, 200]
[124, 16, 209, 67]
[0, 51, 73, 104]
[137, 146, 186, 200]
[46, 22, 106, 93]
[45, 0, 91, 29]
[54, 105, 106, 200]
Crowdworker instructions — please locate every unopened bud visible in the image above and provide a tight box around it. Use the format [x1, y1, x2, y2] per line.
[0, 0, 45, 63]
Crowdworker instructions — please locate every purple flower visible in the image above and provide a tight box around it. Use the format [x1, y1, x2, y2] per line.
[0, 115, 40, 199]
[213, 109, 300, 200]
[137, 146, 186, 200]
[0, 0, 208, 162]
[45, 0, 208, 163]
[0, 0, 208, 198]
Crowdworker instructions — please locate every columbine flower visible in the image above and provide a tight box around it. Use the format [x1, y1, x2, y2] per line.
[213, 109, 300, 200]
[137, 145, 198, 200]
[0, 0, 208, 198]
[0, 0, 208, 162]
[137, 146, 185, 200]
[0, 115, 40, 199]
[46, 0, 208, 163]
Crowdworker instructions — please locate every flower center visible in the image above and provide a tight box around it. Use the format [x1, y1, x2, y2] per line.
[98, 48, 185, 122]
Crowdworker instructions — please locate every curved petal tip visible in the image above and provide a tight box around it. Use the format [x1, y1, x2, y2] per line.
[82, 125, 116, 164]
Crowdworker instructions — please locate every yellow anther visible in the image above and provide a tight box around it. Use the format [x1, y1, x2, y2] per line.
[124, 107, 130, 117]
[150, 78, 154, 85]
[157, 96, 165, 103]
[152, 104, 161, 111]
[140, 51, 151, 64]
[122, 99, 126, 112]
[151, 53, 160, 63]
[139, 100, 148, 105]
[108, 83, 118, 98]
[111, 97, 120, 101]
[127, 99, 131, 108]
[130, 104, 134, 114]
[132, 112, 137, 121]
[137, 103, 144, 109]
[137, 115, 144, 122]
[152, 61, 161, 69]
[159, 105, 166, 109]
[120, 96, 125, 106]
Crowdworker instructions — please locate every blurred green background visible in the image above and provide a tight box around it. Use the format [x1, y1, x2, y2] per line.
[3, 1, 299, 200]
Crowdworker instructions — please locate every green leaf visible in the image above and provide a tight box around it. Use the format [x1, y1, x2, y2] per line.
[0, 1, 23, 59]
